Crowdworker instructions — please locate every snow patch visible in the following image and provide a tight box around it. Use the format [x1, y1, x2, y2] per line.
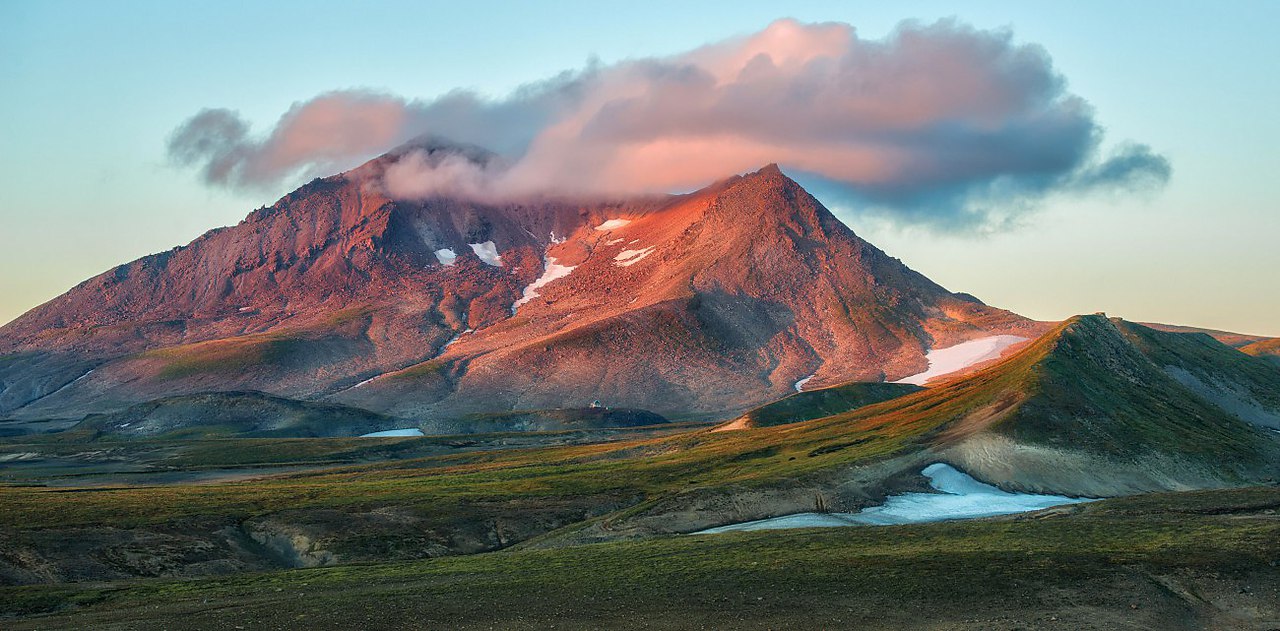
[46, 369, 95, 398]
[595, 219, 631, 231]
[350, 376, 379, 389]
[794, 373, 816, 392]
[434, 248, 457, 266]
[604, 238, 625, 246]
[893, 335, 1028, 386]
[513, 257, 577, 313]
[614, 246, 655, 267]
[694, 463, 1093, 533]
[467, 241, 502, 266]
[549, 231, 567, 244]
[359, 428, 425, 438]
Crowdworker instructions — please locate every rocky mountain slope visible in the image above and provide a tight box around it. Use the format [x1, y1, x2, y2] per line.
[0, 140, 1038, 426]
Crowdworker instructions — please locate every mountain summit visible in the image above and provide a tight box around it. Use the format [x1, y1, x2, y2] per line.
[0, 146, 1039, 424]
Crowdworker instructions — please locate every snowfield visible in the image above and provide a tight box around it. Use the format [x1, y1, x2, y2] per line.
[358, 428, 425, 438]
[694, 463, 1093, 533]
[513, 257, 577, 313]
[614, 246, 655, 267]
[468, 242, 502, 266]
[893, 335, 1028, 386]
[794, 373, 816, 392]
[595, 219, 631, 231]
[434, 248, 457, 266]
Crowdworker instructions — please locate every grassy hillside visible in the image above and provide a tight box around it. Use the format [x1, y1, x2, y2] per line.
[727, 381, 921, 429]
[70, 391, 402, 439]
[4, 485, 1278, 630]
[993, 316, 1274, 459]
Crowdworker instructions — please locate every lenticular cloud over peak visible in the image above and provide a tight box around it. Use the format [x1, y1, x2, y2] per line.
[167, 18, 1169, 230]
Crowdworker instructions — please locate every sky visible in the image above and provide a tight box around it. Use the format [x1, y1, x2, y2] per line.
[2, 0, 1277, 335]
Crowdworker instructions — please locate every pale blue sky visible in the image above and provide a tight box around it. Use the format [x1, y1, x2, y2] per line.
[2, 1, 1277, 334]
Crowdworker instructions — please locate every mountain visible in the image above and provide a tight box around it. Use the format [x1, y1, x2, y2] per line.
[806, 315, 1280, 496]
[0, 141, 1039, 426]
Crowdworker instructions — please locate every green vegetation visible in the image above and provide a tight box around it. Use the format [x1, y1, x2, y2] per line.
[389, 359, 447, 380]
[4, 485, 1277, 629]
[736, 381, 922, 428]
[2, 317, 1273, 534]
[2, 313, 1277, 630]
[996, 316, 1271, 461]
[139, 333, 305, 380]
[72, 391, 399, 439]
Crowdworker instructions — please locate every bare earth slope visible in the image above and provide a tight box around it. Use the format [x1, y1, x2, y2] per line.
[0, 143, 1038, 425]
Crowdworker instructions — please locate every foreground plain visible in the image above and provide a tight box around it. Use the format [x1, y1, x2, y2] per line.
[3, 485, 1278, 630]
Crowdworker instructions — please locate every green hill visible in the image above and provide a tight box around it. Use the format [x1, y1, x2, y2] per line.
[722, 381, 922, 429]
[73, 391, 402, 439]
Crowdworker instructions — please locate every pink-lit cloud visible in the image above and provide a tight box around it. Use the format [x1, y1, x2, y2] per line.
[168, 18, 1169, 229]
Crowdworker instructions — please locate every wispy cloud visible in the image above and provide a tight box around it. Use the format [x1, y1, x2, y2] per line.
[168, 18, 1169, 230]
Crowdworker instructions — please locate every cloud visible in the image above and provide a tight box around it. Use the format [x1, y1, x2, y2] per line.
[167, 18, 1169, 230]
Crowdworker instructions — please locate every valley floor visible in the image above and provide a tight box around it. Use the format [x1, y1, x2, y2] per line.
[4, 485, 1278, 630]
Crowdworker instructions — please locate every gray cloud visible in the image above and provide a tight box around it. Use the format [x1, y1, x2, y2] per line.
[167, 18, 1170, 230]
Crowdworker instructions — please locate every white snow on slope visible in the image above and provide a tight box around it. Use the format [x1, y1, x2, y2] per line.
[46, 369, 95, 398]
[468, 242, 502, 266]
[350, 376, 379, 389]
[434, 248, 457, 266]
[693, 463, 1092, 533]
[614, 246, 655, 267]
[794, 373, 816, 392]
[359, 428, 425, 438]
[595, 219, 631, 231]
[893, 335, 1028, 386]
[513, 257, 577, 313]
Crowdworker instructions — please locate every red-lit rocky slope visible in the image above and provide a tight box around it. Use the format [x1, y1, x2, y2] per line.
[0, 141, 1040, 424]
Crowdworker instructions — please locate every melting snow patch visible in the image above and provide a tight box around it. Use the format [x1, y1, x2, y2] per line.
[513, 257, 577, 313]
[595, 219, 631, 231]
[468, 242, 502, 266]
[350, 376, 379, 389]
[794, 373, 816, 392]
[359, 428, 425, 438]
[893, 335, 1028, 386]
[693, 463, 1093, 533]
[604, 238, 625, 246]
[614, 246, 655, 267]
[434, 248, 458, 266]
[47, 369, 95, 398]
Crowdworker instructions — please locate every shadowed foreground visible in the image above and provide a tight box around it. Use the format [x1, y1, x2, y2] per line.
[4, 485, 1278, 630]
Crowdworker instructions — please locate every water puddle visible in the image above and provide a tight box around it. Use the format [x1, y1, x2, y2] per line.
[694, 463, 1093, 534]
